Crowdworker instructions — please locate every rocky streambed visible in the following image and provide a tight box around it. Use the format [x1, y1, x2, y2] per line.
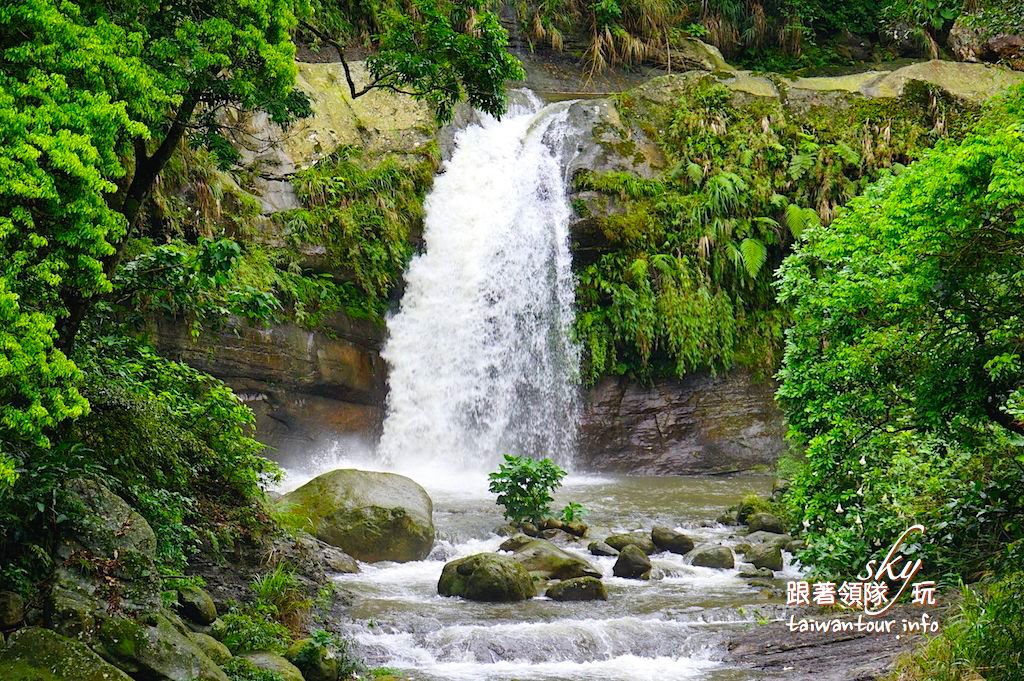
[273, 470, 818, 680]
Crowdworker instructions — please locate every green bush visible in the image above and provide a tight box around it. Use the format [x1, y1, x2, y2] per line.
[222, 658, 287, 681]
[250, 565, 310, 632]
[488, 455, 567, 525]
[212, 606, 294, 655]
[890, 573, 1024, 681]
[560, 502, 588, 523]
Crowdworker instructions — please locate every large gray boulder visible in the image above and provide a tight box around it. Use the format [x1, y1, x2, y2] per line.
[95, 613, 228, 681]
[612, 545, 652, 579]
[690, 546, 735, 570]
[438, 554, 536, 602]
[280, 469, 434, 563]
[604, 533, 656, 555]
[651, 527, 695, 555]
[545, 577, 608, 601]
[746, 512, 785, 534]
[506, 539, 602, 580]
[0, 627, 133, 681]
[744, 544, 784, 572]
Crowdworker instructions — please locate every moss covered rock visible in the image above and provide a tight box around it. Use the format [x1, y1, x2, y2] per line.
[690, 546, 735, 570]
[280, 469, 434, 563]
[96, 613, 228, 681]
[650, 527, 695, 555]
[744, 544, 783, 572]
[437, 553, 536, 602]
[507, 539, 601, 580]
[190, 632, 231, 666]
[604, 533, 656, 555]
[745, 513, 785, 534]
[0, 591, 24, 628]
[285, 638, 337, 681]
[241, 652, 304, 681]
[612, 545, 652, 579]
[176, 586, 217, 626]
[545, 577, 609, 601]
[0, 627, 132, 681]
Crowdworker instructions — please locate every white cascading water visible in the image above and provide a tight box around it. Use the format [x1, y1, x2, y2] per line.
[377, 92, 580, 473]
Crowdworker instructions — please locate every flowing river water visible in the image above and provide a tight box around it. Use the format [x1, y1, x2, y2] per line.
[278, 91, 799, 679]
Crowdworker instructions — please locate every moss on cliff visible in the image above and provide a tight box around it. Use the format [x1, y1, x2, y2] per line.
[574, 74, 977, 383]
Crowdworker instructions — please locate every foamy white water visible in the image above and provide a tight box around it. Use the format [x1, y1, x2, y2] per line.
[377, 92, 581, 475]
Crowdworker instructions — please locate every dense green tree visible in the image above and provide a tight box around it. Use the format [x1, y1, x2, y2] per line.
[777, 85, 1024, 577]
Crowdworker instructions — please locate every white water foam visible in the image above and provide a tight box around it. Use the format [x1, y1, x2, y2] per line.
[376, 92, 581, 478]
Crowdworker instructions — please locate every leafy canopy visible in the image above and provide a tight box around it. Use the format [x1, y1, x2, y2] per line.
[777, 85, 1024, 578]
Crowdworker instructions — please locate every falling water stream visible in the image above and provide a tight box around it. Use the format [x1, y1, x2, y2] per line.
[278, 92, 797, 680]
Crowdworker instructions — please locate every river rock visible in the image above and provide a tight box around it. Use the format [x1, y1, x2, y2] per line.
[588, 541, 619, 557]
[280, 469, 434, 562]
[716, 509, 739, 525]
[540, 528, 577, 544]
[691, 546, 735, 569]
[786, 539, 806, 553]
[949, 13, 1024, 69]
[564, 521, 588, 537]
[0, 627, 133, 681]
[521, 522, 541, 537]
[508, 539, 601, 580]
[0, 591, 24, 628]
[739, 566, 775, 579]
[438, 553, 536, 602]
[745, 531, 793, 549]
[612, 545, 652, 579]
[499, 533, 536, 553]
[746, 512, 785, 534]
[545, 577, 609, 601]
[651, 527, 695, 555]
[604, 533, 656, 555]
[241, 652, 304, 681]
[540, 518, 565, 531]
[744, 544, 783, 572]
[176, 586, 217, 625]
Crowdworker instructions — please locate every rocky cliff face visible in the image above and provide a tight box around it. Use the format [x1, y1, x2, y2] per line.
[163, 47, 1024, 471]
[578, 372, 785, 474]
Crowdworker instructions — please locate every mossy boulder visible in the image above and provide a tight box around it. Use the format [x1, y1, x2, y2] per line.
[49, 479, 162, 639]
[241, 652, 304, 681]
[545, 577, 608, 601]
[744, 544, 783, 572]
[690, 546, 735, 570]
[190, 632, 231, 666]
[745, 531, 793, 549]
[745, 513, 785, 534]
[280, 469, 434, 563]
[0, 627, 133, 681]
[604, 533, 656, 555]
[499, 533, 536, 553]
[650, 527, 695, 555]
[437, 553, 536, 602]
[286, 638, 338, 681]
[0, 591, 24, 628]
[176, 586, 217, 625]
[612, 545, 652, 579]
[96, 612, 228, 681]
[507, 539, 601, 580]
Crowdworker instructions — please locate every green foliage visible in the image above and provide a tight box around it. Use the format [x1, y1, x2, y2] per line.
[577, 77, 958, 383]
[214, 606, 294, 655]
[291, 629, 367, 680]
[250, 565, 310, 632]
[559, 501, 588, 523]
[889, 573, 1024, 681]
[280, 145, 437, 321]
[223, 657, 287, 681]
[776, 85, 1024, 580]
[488, 455, 568, 525]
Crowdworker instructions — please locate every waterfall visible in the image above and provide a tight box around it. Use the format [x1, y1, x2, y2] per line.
[377, 92, 581, 474]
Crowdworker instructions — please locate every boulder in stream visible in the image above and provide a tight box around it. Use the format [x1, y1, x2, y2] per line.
[612, 545, 653, 579]
[588, 541, 619, 557]
[508, 539, 602, 580]
[745, 512, 785, 534]
[280, 469, 434, 562]
[438, 553, 536, 602]
[690, 546, 735, 569]
[604, 532, 656, 555]
[744, 544, 783, 572]
[545, 577, 609, 601]
[744, 531, 793, 549]
[651, 527, 695, 555]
